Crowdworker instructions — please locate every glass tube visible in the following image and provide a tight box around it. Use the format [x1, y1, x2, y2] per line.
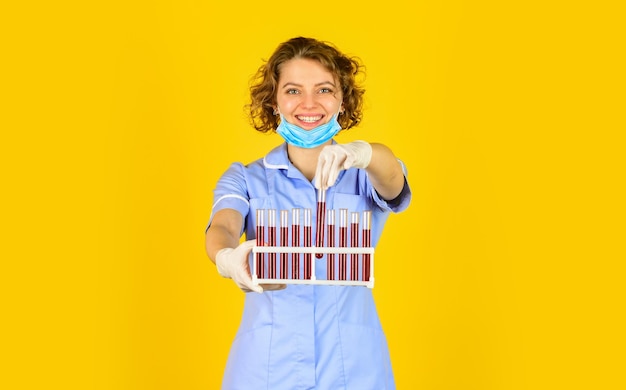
[303, 208, 312, 280]
[362, 211, 372, 281]
[315, 189, 326, 259]
[280, 210, 289, 279]
[327, 209, 336, 281]
[338, 208, 348, 280]
[291, 208, 300, 280]
[255, 209, 265, 279]
[268, 209, 276, 279]
[350, 212, 360, 281]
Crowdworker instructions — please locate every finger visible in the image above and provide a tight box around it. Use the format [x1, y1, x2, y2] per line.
[260, 283, 287, 291]
[239, 274, 263, 294]
[326, 171, 338, 188]
[326, 154, 345, 188]
[313, 168, 323, 189]
[315, 151, 330, 189]
[241, 239, 256, 250]
[343, 153, 356, 170]
[241, 285, 264, 294]
[318, 150, 337, 189]
[313, 176, 322, 190]
[237, 239, 256, 255]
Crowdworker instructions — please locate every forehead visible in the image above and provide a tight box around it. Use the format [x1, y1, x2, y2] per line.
[278, 58, 337, 85]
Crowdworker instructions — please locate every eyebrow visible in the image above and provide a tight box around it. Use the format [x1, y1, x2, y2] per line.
[280, 81, 337, 89]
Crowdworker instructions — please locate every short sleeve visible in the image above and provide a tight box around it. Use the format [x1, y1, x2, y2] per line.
[206, 163, 250, 230]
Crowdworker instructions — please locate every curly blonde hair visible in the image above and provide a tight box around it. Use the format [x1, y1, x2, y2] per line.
[247, 37, 365, 133]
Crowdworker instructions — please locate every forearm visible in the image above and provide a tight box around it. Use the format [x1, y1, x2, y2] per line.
[205, 209, 244, 263]
[366, 143, 405, 200]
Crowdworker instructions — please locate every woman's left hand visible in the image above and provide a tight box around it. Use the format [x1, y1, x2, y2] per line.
[314, 141, 372, 189]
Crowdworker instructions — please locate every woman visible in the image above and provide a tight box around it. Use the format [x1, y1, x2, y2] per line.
[205, 36, 411, 389]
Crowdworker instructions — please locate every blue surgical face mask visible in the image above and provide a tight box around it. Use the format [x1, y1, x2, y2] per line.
[276, 113, 342, 149]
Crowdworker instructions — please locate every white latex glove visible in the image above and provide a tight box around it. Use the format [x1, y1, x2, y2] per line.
[215, 240, 263, 293]
[215, 240, 286, 293]
[314, 141, 372, 189]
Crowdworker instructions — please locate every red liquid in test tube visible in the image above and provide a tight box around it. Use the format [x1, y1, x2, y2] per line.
[268, 209, 276, 279]
[256, 209, 265, 279]
[327, 209, 335, 281]
[315, 190, 326, 259]
[350, 212, 359, 281]
[338, 209, 348, 280]
[303, 208, 312, 279]
[362, 211, 372, 281]
[291, 208, 300, 280]
[280, 210, 289, 279]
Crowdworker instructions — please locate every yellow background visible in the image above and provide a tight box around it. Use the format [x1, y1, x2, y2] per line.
[2, 1, 624, 389]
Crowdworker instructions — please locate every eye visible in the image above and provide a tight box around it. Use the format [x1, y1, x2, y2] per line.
[286, 89, 300, 95]
[319, 87, 333, 94]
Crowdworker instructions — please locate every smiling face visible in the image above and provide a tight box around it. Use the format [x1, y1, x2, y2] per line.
[275, 58, 343, 130]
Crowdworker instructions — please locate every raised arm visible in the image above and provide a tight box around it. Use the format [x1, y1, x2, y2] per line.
[365, 143, 405, 200]
[314, 141, 405, 200]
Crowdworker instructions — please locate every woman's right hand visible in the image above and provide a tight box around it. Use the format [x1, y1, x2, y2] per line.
[215, 239, 286, 293]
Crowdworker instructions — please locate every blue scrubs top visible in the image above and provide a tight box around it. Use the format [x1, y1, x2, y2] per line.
[209, 142, 411, 390]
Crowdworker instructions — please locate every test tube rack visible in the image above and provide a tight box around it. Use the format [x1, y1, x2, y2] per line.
[252, 207, 375, 288]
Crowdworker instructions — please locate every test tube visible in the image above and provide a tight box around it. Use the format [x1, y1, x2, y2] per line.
[350, 212, 360, 281]
[327, 209, 336, 281]
[362, 210, 372, 281]
[303, 208, 312, 279]
[280, 210, 289, 279]
[268, 209, 276, 279]
[291, 208, 300, 280]
[315, 189, 326, 259]
[338, 209, 348, 280]
[255, 209, 265, 279]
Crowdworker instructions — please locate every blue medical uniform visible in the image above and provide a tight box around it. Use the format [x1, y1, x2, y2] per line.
[209, 142, 411, 390]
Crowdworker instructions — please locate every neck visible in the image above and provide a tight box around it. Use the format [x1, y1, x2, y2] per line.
[286, 140, 332, 181]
